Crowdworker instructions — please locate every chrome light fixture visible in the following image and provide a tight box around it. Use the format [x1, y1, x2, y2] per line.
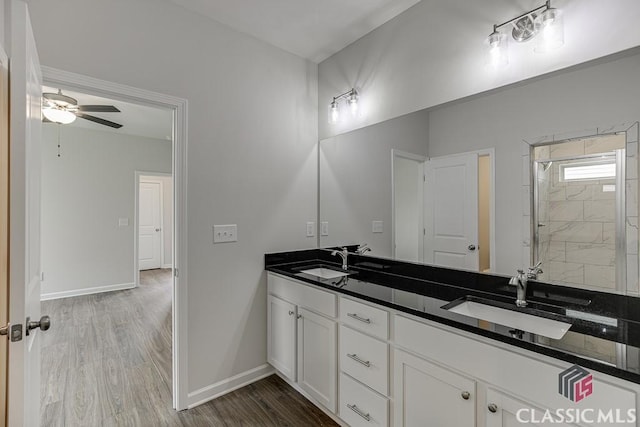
[328, 88, 358, 124]
[42, 91, 77, 124]
[486, 0, 564, 68]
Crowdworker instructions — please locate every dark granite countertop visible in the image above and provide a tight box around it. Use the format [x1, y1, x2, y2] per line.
[265, 249, 640, 385]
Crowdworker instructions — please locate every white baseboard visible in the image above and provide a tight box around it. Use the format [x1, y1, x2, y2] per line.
[187, 364, 274, 409]
[162, 263, 173, 269]
[40, 282, 136, 301]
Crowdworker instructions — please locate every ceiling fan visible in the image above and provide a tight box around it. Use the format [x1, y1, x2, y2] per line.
[42, 89, 123, 129]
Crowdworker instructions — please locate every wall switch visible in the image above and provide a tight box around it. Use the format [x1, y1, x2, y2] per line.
[321, 221, 329, 236]
[118, 218, 129, 227]
[372, 220, 383, 233]
[213, 224, 238, 243]
[306, 222, 315, 237]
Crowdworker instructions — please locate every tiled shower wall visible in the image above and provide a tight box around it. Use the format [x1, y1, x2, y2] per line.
[535, 137, 622, 290]
[522, 122, 639, 295]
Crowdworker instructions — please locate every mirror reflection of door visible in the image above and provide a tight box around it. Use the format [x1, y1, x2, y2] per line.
[139, 180, 163, 270]
[393, 150, 426, 263]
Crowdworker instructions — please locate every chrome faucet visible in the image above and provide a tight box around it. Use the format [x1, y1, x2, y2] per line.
[331, 247, 349, 270]
[355, 243, 371, 255]
[508, 262, 543, 308]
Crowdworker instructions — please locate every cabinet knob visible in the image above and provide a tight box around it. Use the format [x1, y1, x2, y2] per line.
[488, 403, 498, 413]
[297, 314, 302, 319]
[288, 311, 294, 316]
[461, 391, 471, 400]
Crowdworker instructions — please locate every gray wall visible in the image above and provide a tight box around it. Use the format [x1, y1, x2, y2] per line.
[320, 109, 428, 257]
[319, 0, 640, 140]
[27, 0, 318, 394]
[428, 50, 640, 275]
[41, 126, 172, 298]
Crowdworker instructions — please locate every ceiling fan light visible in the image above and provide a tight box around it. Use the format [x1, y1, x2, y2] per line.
[534, 7, 564, 53]
[42, 107, 76, 125]
[485, 30, 508, 69]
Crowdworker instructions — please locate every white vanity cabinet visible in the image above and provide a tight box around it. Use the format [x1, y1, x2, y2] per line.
[266, 271, 639, 427]
[394, 348, 476, 427]
[267, 273, 337, 413]
[266, 294, 297, 381]
[484, 388, 578, 427]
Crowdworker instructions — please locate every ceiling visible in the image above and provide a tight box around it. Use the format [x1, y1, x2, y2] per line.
[168, 0, 422, 63]
[42, 86, 173, 141]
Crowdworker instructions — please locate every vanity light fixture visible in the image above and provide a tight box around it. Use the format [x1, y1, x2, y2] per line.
[328, 88, 358, 124]
[486, 0, 564, 68]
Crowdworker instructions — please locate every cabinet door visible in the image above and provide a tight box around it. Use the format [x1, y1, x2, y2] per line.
[297, 307, 337, 412]
[267, 295, 297, 381]
[486, 389, 578, 427]
[394, 349, 475, 427]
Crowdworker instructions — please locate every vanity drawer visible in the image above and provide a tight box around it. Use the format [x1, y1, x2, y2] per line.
[340, 325, 389, 395]
[340, 297, 389, 339]
[339, 373, 388, 427]
[267, 273, 336, 318]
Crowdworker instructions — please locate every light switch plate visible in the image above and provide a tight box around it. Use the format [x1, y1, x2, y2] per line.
[306, 222, 315, 237]
[372, 220, 383, 233]
[321, 221, 329, 236]
[118, 218, 129, 227]
[213, 224, 238, 243]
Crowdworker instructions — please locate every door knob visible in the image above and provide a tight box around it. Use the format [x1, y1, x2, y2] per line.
[468, 245, 476, 251]
[488, 403, 498, 413]
[26, 315, 51, 336]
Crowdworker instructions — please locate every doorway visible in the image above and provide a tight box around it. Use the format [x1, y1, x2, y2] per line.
[136, 173, 173, 276]
[39, 67, 189, 414]
[423, 150, 495, 272]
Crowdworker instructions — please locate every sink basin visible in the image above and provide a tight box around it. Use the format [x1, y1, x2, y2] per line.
[299, 267, 350, 280]
[444, 299, 571, 340]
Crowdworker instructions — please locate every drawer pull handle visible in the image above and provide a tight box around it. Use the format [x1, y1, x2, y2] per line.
[488, 403, 498, 413]
[347, 353, 371, 367]
[347, 403, 371, 421]
[347, 313, 371, 324]
[461, 391, 471, 400]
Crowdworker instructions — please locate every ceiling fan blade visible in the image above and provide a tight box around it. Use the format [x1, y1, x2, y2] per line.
[77, 105, 121, 113]
[76, 113, 123, 129]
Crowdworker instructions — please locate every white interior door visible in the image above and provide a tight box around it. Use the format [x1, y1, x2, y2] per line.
[424, 152, 479, 271]
[393, 152, 425, 263]
[139, 181, 163, 270]
[7, 2, 45, 426]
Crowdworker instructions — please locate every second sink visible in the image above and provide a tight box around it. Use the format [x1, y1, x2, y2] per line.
[443, 297, 572, 340]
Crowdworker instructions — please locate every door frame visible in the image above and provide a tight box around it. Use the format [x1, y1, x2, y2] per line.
[135, 172, 171, 279]
[424, 148, 496, 273]
[41, 66, 190, 410]
[391, 149, 427, 260]
[0, 37, 9, 427]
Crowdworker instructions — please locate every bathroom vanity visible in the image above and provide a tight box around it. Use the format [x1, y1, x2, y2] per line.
[265, 249, 640, 427]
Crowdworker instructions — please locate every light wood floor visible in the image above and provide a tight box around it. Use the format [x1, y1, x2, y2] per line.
[41, 269, 338, 427]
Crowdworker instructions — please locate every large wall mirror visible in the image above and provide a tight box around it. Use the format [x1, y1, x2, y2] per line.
[318, 48, 640, 296]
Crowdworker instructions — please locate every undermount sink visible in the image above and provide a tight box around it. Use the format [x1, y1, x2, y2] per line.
[299, 267, 350, 280]
[443, 298, 572, 340]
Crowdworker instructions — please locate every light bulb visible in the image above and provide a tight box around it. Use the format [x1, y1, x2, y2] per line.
[42, 107, 76, 124]
[534, 7, 563, 53]
[485, 30, 508, 69]
[328, 100, 340, 124]
[348, 90, 358, 117]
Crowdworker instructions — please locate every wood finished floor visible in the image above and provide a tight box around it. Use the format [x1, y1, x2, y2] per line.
[41, 269, 338, 427]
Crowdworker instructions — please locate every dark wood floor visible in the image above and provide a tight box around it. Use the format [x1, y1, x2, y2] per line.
[41, 269, 338, 427]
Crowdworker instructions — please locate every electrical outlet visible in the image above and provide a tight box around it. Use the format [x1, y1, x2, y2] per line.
[213, 224, 238, 243]
[306, 222, 315, 237]
[372, 220, 383, 233]
[321, 221, 329, 236]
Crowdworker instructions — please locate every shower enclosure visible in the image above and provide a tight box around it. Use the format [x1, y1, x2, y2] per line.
[533, 139, 626, 292]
